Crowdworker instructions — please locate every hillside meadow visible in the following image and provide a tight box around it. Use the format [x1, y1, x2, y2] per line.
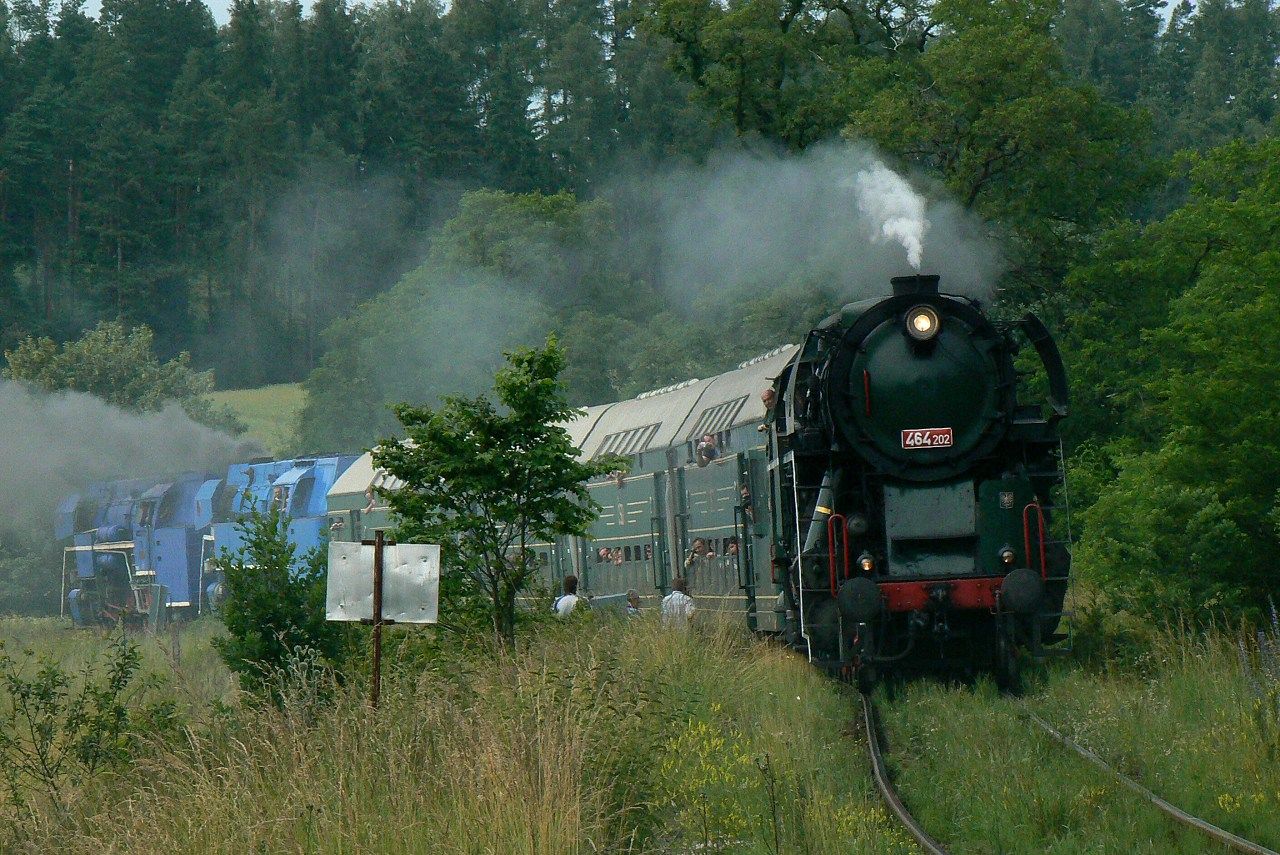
[210, 383, 307, 457]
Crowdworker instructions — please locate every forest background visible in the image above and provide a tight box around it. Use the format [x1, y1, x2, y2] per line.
[1, 0, 1278, 618]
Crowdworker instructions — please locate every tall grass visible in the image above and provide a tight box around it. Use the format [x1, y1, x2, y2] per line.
[1030, 617, 1280, 850]
[0, 616, 233, 712]
[1, 615, 911, 854]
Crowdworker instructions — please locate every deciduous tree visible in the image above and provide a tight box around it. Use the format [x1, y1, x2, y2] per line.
[375, 337, 621, 646]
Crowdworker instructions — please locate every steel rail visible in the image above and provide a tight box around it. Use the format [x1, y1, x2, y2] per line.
[861, 694, 951, 855]
[1025, 710, 1280, 855]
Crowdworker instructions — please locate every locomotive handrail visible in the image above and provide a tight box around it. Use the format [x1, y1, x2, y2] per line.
[1023, 502, 1048, 579]
[827, 513, 850, 596]
[732, 505, 747, 591]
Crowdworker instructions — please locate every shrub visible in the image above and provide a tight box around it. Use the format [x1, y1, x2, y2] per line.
[0, 631, 161, 813]
[211, 506, 346, 698]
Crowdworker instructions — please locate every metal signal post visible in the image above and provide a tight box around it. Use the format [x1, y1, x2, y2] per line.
[361, 530, 396, 709]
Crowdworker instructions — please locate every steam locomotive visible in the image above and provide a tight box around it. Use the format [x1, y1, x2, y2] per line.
[769, 274, 1070, 687]
[55, 455, 356, 627]
[477, 272, 1071, 687]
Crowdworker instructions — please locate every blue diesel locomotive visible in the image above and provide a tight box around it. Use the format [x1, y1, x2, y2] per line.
[56, 455, 356, 627]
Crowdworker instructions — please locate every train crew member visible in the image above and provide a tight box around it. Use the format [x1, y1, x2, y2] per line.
[553, 575, 582, 617]
[626, 590, 642, 617]
[661, 577, 695, 627]
[758, 386, 778, 432]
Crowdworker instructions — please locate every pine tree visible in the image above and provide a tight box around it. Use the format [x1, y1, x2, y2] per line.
[302, 0, 358, 149]
[449, 0, 543, 190]
[96, 0, 217, 120]
[355, 0, 479, 181]
[535, 0, 619, 188]
[222, 0, 272, 104]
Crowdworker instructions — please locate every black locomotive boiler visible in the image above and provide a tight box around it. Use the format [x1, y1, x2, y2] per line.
[767, 274, 1070, 687]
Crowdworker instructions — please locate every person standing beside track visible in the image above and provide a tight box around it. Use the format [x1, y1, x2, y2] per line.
[553, 575, 582, 617]
[661, 577, 695, 627]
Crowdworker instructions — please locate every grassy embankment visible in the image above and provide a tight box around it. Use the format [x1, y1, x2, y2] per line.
[4, 612, 1276, 853]
[0, 615, 911, 854]
[878, 619, 1280, 854]
[210, 382, 306, 457]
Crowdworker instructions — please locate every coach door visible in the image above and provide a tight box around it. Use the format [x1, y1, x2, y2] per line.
[680, 454, 747, 613]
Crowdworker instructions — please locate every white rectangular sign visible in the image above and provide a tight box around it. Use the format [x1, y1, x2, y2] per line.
[325, 542, 441, 624]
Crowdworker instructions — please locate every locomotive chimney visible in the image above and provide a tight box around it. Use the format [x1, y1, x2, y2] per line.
[891, 274, 940, 297]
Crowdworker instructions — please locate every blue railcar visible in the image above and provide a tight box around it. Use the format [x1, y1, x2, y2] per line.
[207, 455, 357, 569]
[58, 479, 155, 624]
[133, 474, 219, 616]
[58, 454, 358, 626]
[207, 459, 301, 568]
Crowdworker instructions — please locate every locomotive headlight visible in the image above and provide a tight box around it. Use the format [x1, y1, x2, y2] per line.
[859, 552, 875, 572]
[999, 547, 1016, 565]
[906, 305, 941, 341]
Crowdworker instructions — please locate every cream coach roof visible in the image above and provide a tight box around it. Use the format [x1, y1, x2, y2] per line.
[327, 450, 404, 510]
[566, 344, 799, 459]
[327, 345, 801, 501]
[672, 345, 798, 440]
[572, 377, 713, 459]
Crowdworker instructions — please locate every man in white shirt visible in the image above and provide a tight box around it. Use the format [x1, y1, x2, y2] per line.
[553, 575, 582, 617]
[661, 577, 695, 627]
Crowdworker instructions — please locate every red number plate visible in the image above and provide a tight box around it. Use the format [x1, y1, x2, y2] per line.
[901, 427, 954, 449]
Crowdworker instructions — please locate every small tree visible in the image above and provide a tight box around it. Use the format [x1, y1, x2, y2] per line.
[375, 337, 620, 647]
[212, 506, 344, 694]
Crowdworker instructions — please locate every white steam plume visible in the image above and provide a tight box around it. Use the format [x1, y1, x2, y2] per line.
[617, 142, 1001, 305]
[850, 161, 929, 269]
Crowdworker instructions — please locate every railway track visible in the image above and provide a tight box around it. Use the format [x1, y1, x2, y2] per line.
[859, 694, 1280, 855]
[861, 693, 950, 854]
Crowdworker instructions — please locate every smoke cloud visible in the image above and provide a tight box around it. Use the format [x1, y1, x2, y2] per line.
[296, 139, 1009, 444]
[0, 381, 260, 545]
[618, 142, 1001, 305]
